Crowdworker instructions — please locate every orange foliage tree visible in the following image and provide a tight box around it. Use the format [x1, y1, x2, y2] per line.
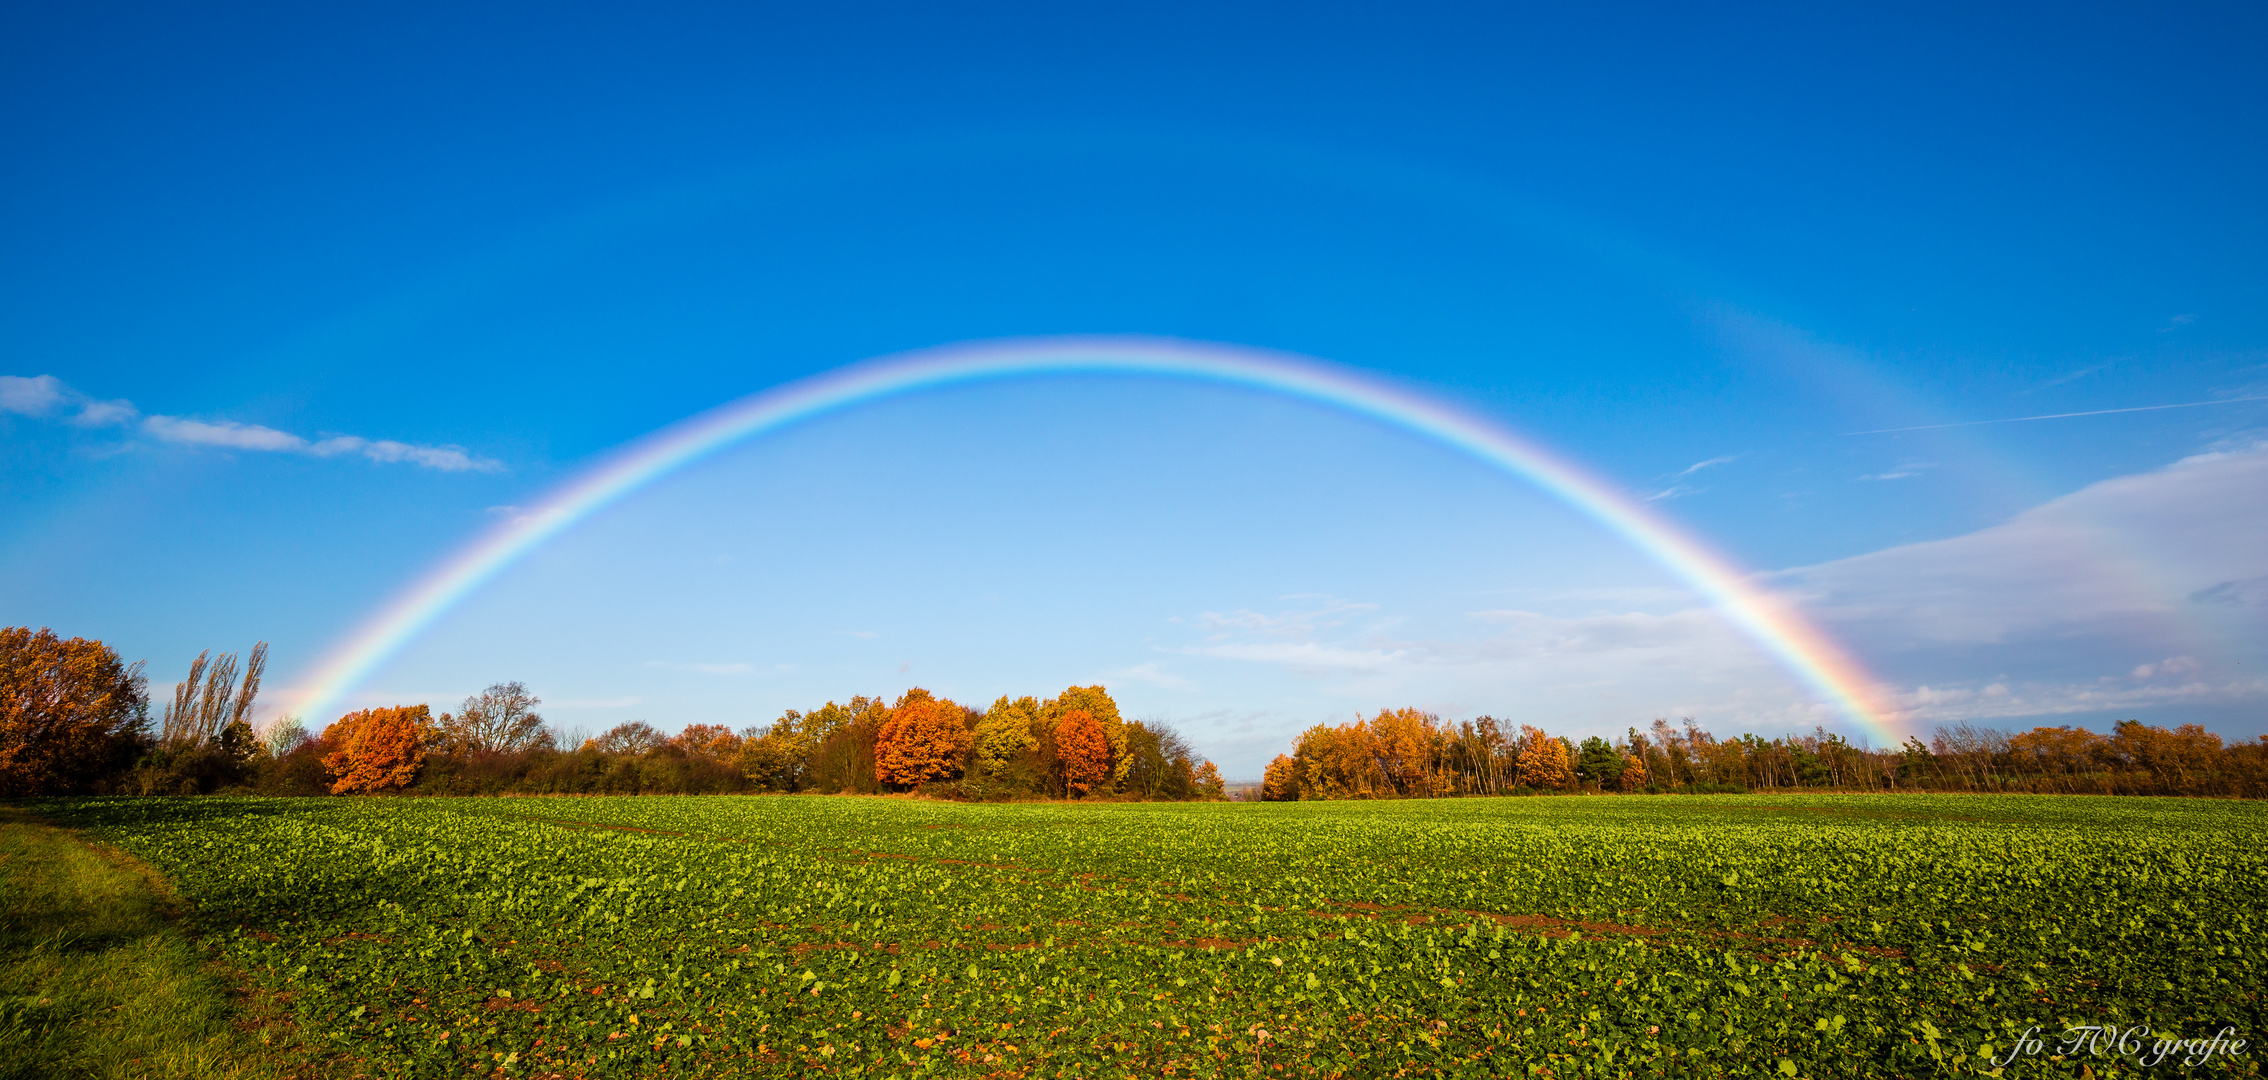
[1366, 707, 1446, 797]
[0, 627, 147, 796]
[1515, 725, 1574, 790]
[1291, 721, 1387, 799]
[1046, 686, 1127, 790]
[673, 723, 741, 758]
[1260, 754, 1298, 801]
[1193, 759, 1226, 800]
[322, 705, 430, 794]
[1620, 751, 1649, 789]
[1055, 709, 1112, 797]
[874, 692, 974, 788]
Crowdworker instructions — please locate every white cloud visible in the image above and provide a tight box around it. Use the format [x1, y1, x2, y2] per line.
[1779, 441, 2268, 727]
[143, 415, 309, 451]
[0, 374, 67, 415]
[3, 373, 502, 472]
[1167, 442, 2268, 740]
[71, 398, 140, 426]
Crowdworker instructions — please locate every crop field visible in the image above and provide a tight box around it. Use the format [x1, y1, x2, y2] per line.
[30, 794, 2266, 1078]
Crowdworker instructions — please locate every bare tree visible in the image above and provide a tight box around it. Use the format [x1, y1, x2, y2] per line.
[160, 642, 266, 747]
[440, 681, 551, 753]
[592, 720, 664, 755]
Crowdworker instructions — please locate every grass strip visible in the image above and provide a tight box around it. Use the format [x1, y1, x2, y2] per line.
[0, 807, 284, 1080]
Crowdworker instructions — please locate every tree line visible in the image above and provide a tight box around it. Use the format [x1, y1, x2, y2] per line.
[0, 628, 1223, 800]
[9, 627, 2260, 800]
[1259, 710, 2268, 800]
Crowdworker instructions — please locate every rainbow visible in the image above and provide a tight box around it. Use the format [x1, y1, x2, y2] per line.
[282, 336, 1899, 741]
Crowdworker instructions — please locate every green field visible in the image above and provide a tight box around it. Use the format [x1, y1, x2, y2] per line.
[25, 794, 2265, 1077]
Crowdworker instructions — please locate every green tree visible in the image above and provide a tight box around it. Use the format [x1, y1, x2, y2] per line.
[1575, 736, 1624, 788]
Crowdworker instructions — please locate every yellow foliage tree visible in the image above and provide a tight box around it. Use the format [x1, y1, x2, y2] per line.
[974, 695, 1040, 775]
[1292, 721, 1387, 799]
[322, 705, 430, 794]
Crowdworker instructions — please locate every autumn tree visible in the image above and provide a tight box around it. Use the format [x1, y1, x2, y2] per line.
[438, 681, 550, 753]
[2008, 725, 2104, 775]
[1515, 725, 1574, 790]
[802, 697, 891, 794]
[1260, 754, 1298, 801]
[739, 697, 874, 791]
[1292, 721, 1387, 799]
[1619, 750, 1649, 789]
[974, 695, 1041, 775]
[874, 691, 975, 788]
[322, 705, 430, 794]
[1121, 720, 1205, 799]
[0, 627, 149, 796]
[1366, 707, 1445, 797]
[1046, 686, 1126, 791]
[673, 723, 740, 758]
[1194, 759, 1226, 800]
[1055, 709, 1112, 797]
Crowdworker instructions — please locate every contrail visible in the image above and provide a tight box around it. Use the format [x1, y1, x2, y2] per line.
[1845, 395, 2268, 435]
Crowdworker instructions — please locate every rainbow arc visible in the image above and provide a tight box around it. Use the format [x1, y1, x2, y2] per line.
[284, 337, 1899, 742]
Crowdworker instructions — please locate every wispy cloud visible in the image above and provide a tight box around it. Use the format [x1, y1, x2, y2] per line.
[1844, 396, 2268, 436]
[1674, 455, 1736, 478]
[1858, 461, 1935, 481]
[1105, 661, 1198, 691]
[1639, 456, 1736, 502]
[2037, 364, 2106, 389]
[2, 373, 502, 472]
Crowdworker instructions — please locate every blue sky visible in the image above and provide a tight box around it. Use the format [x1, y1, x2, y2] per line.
[4, 1, 2264, 773]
